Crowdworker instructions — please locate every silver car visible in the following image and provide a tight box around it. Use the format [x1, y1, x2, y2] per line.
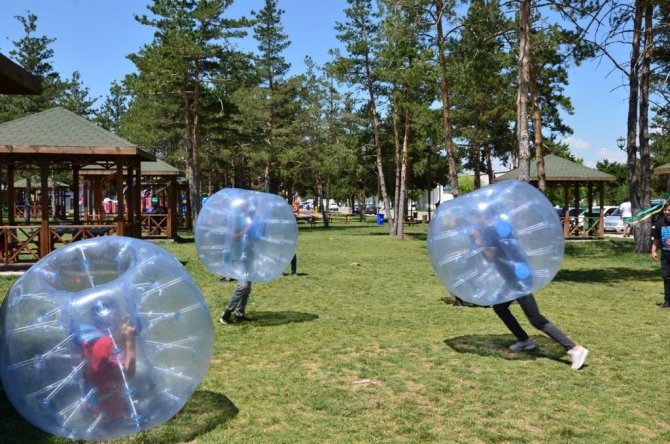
[604, 208, 624, 233]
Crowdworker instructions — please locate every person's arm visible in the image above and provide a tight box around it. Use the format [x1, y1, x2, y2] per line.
[652, 238, 659, 261]
[471, 227, 496, 261]
[120, 318, 136, 377]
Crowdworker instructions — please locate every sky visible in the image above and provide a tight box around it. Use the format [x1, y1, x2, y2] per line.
[0, 0, 631, 169]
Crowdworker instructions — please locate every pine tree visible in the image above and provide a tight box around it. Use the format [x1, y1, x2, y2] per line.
[57, 71, 97, 119]
[95, 81, 128, 133]
[127, 0, 249, 226]
[251, 0, 292, 194]
[0, 13, 66, 122]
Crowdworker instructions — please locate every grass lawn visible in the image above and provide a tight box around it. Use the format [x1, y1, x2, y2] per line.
[1, 221, 669, 443]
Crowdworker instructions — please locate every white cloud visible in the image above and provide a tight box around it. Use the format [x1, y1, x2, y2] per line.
[596, 147, 627, 165]
[562, 136, 591, 151]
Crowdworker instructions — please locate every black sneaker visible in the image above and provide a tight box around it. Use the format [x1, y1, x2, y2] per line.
[235, 314, 253, 322]
[219, 317, 231, 325]
[661, 302, 670, 308]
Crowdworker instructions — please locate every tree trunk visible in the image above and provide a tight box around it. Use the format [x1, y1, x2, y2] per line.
[516, 0, 532, 181]
[529, 66, 545, 192]
[183, 88, 200, 231]
[435, 0, 460, 198]
[626, 1, 642, 244]
[484, 144, 494, 185]
[473, 144, 481, 189]
[396, 110, 411, 240]
[392, 107, 402, 235]
[635, 1, 654, 253]
[365, 63, 394, 235]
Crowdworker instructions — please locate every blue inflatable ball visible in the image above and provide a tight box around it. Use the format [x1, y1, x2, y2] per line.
[0, 237, 213, 441]
[195, 188, 298, 282]
[427, 180, 564, 306]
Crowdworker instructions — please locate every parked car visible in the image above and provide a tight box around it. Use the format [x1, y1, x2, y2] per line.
[365, 205, 377, 215]
[604, 208, 624, 233]
[328, 201, 339, 211]
[596, 206, 618, 217]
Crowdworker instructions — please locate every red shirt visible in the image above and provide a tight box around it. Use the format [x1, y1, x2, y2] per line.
[82, 336, 127, 420]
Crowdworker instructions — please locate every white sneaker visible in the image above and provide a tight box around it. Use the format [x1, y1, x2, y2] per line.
[568, 346, 589, 370]
[509, 339, 536, 351]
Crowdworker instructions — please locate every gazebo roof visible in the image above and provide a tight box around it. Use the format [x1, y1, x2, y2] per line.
[0, 53, 42, 95]
[81, 159, 181, 177]
[0, 107, 154, 161]
[14, 178, 69, 189]
[654, 162, 670, 175]
[496, 154, 615, 183]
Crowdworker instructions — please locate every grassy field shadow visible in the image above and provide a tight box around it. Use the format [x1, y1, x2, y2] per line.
[0, 389, 238, 444]
[444, 334, 570, 366]
[0, 388, 53, 443]
[131, 390, 238, 443]
[244, 310, 318, 327]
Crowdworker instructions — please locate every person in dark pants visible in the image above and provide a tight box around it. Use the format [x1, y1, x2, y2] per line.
[493, 295, 588, 369]
[290, 254, 297, 276]
[472, 211, 589, 370]
[220, 281, 252, 324]
[651, 201, 670, 308]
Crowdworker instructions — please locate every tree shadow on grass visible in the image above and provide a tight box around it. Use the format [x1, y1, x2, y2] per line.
[129, 390, 238, 443]
[0, 389, 237, 444]
[444, 334, 570, 367]
[242, 310, 319, 327]
[554, 267, 657, 284]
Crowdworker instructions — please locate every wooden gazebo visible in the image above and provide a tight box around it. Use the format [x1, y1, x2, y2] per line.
[80, 159, 182, 239]
[0, 107, 155, 270]
[496, 154, 616, 239]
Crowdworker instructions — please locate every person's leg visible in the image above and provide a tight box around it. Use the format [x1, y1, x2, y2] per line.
[291, 254, 297, 275]
[661, 260, 670, 307]
[219, 285, 242, 324]
[233, 281, 252, 318]
[517, 294, 575, 350]
[493, 300, 529, 342]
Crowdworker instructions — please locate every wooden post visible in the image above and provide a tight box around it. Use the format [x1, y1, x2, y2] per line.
[40, 161, 50, 257]
[134, 161, 142, 237]
[73, 165, 80, 224]
[168, 177, 176, 239]
[8, 162, 15, 225]
[94, 176, 104, 222]
[116, 161, 125, 236]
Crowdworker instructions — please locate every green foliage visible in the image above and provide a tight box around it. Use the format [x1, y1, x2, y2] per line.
[95, 81, 128, 133]
[448, 0, 515, 173]
[596, 159, 630, 204]
[0, 13, 81, 123]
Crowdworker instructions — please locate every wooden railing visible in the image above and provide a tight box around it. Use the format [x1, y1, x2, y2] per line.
[141, 213, 169, 238]
[0, 225, 40, 265]
[1, 224, 116, 267]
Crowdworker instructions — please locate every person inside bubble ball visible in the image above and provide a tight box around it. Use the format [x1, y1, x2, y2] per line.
[220, 196, 262, 324]
[650, 201, 670, 308]
[80, 298, 137, 420]
[470, 206, 589, 370]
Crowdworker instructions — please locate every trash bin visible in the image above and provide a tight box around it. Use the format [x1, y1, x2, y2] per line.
[422, 214, 428, 223]
[376, 213, 384, 225]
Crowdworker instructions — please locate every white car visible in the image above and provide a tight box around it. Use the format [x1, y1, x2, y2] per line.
[604, 208, 624, 233]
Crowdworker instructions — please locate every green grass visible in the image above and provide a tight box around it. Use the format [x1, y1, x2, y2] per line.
[1, 221, 669, 443]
